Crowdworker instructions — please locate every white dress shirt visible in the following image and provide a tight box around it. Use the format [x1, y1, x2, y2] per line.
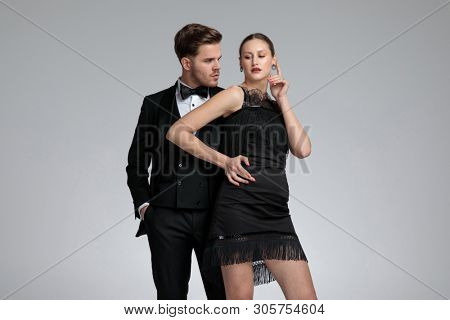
[138, 78, 210, 220]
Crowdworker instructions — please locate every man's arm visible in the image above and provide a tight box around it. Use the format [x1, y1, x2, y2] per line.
[125, 96, 157, 220]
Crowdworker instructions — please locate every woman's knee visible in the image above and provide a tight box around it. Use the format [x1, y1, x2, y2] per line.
[225, 286, 253, 300]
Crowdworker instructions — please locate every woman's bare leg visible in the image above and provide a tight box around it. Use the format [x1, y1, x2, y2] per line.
[265, 259, 317, 300]
[221, 262, 254, 300]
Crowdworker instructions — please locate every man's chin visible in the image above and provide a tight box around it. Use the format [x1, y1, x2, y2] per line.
[208, 78, 219, 87]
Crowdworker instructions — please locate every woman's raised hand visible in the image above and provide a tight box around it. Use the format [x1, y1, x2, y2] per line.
[268, 63, 289, 101]
[224, 155, 256, 186]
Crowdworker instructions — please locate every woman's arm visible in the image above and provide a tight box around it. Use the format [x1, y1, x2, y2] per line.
[276, 96, 311, 158]
[269, 65, 311, 159]
[166, 86, 256, 186]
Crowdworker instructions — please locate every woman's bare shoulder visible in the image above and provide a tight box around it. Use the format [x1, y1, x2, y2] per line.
[220, 85, 244, 117]
[225, 84, 244, 93]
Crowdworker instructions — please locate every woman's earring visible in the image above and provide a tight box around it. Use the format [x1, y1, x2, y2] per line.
[240, 66, 243, 72]
[271, 64, 276, 70]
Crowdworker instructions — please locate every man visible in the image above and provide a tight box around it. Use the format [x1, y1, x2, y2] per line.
[125, 23, 226, 299]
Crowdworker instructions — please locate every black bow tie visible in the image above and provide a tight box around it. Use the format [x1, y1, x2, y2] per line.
[179, 83, 209, 100]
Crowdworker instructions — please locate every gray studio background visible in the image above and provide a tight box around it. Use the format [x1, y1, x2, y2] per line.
[1, 0, 449, 299]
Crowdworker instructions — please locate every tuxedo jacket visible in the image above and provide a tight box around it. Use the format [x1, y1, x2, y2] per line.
[126, 81, 224, 237]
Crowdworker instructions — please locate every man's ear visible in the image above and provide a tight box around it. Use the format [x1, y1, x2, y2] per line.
[181, 57, 191, 71]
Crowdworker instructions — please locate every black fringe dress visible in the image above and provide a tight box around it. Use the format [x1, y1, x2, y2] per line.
[202, 86, 308, 286]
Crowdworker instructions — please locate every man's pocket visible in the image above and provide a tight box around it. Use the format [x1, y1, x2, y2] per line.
[135, 206, 154, 238]
[143, 205, 154, 221]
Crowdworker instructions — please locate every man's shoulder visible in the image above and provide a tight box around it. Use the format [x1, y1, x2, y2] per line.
[140, 84, 177, 115]
[144, 86, 173, 103]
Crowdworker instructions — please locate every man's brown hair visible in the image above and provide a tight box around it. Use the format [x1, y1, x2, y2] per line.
[174, 23, 222, 62]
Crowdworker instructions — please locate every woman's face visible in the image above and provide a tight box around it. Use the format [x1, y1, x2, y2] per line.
[240, 39, 275, 82]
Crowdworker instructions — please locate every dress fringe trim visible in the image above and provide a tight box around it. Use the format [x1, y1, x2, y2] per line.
[202, 232, 308, 286]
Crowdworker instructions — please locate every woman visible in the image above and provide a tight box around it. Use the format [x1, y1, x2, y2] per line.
[166, 33, 317, 300]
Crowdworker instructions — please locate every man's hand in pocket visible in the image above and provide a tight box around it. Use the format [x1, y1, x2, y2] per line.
[139, 204, 150, 221]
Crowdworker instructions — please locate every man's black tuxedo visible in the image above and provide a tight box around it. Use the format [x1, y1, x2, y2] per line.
[125, 80, 226, 299]
[126, 81, 224, 236]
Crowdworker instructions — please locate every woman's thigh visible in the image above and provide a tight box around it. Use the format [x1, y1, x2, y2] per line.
[221, 262, 254, 299]
[265, 259, 317, 300]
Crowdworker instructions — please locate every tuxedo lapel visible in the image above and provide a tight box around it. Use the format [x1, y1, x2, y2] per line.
[160, 81, 180, 126]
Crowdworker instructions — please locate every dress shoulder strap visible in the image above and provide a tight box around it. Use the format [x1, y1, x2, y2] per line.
[238, 85, 250, 107]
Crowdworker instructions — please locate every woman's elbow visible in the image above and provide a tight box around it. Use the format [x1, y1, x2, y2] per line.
[300, 147, 312, 158]
[166, 126, 176, 143]
[291, 145, 311, 159]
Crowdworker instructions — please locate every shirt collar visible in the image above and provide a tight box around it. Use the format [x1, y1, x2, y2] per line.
[176, 77, 210, 100]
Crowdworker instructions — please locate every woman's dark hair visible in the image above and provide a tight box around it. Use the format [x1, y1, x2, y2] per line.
[174, 23, 222, 61]
[239, 33, 275, 57]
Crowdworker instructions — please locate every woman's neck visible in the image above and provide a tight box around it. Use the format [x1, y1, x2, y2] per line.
[241, 79, 268, 93]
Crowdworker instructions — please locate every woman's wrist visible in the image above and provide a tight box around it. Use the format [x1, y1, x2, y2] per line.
[276, 95, 290, 107]
[216, 153, 230, 169]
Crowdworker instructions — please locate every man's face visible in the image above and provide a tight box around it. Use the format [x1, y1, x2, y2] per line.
[189, 43, 222, 87]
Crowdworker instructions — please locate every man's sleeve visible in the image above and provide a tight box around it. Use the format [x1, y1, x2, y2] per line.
[125, 96, 157, 220]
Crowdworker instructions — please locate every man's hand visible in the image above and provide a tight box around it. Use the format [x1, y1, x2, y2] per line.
[139, 204, 149, 220]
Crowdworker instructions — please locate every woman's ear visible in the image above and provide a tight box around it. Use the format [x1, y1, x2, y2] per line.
[272, 55, 277, 66]
[181, 57, 191, 71]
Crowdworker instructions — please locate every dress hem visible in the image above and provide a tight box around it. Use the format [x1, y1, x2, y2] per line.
[202, 232, 308, 286]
